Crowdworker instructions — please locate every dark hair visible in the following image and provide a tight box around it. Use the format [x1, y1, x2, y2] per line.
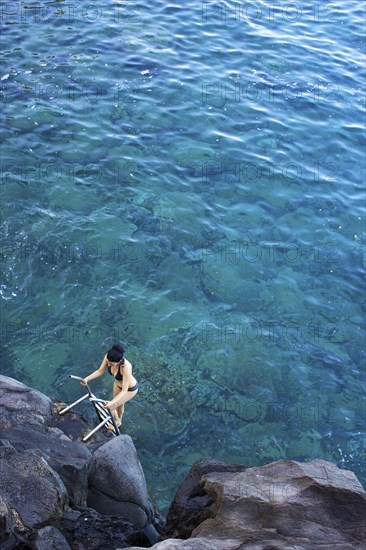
[107, 343, 124, 363]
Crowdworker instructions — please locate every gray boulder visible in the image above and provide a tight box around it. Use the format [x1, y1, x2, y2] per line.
[0, 375, 53, 428]
[0, 376, 163, 548]
[0, 375, 92, 507]
[128, 458, 366, 550]
[0, 443, 68, 529]
[35, 526, 71, 550]
[87, 435, 155, 529]
[0, 425, 92, 507]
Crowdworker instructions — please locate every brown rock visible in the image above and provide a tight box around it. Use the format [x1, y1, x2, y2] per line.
[164, 457, 247, 539]
[128, 458, 366, 550]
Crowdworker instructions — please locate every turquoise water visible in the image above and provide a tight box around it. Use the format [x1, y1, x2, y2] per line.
[1, 1, 365, 511]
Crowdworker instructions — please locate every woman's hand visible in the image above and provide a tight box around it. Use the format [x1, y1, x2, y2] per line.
[103, 400, 115, 410]
[80, 379, 87, 387]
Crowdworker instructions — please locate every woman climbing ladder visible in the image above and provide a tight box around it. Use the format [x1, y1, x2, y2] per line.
[81, 343, 139, 428]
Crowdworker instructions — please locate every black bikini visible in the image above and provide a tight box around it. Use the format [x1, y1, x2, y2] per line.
[108, 358, 139, 392]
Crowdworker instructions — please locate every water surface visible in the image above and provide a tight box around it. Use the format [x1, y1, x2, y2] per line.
[1, 0, 365, 511]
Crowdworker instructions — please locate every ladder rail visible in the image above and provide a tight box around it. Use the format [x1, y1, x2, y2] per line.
[59, 375, 120, 438]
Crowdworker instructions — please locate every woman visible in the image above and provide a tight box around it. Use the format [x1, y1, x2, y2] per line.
[81, 343, 138, 428]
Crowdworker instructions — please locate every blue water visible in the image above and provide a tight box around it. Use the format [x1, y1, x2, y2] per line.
[1, 1, 365, 512]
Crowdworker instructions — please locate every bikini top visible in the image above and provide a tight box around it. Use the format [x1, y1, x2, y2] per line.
[107, 358, 125, 381]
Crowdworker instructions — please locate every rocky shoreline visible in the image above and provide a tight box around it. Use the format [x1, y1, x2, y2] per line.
[0, 375, 365, 549]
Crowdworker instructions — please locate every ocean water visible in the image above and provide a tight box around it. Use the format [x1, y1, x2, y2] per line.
[0, 1, 365, 512]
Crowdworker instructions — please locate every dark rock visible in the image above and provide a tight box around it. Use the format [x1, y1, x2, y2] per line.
[0, 376, 163, 549]
[87, 436, 155, 529]
[0, 534, 35, 550]
[164, 457, 247, 538]
[58, 507, 152, 549]
[0, 425, 92, 507]
[51, 402, 111, 445]
[34, 526, 71, 550]
[142, 522, 161, 546]
[0, 376, 53, 429]
[0, 376, 93, 508]
[0, 471, 35, 548]
[0, 494, 14, 538]
[0, 445, 68, 529]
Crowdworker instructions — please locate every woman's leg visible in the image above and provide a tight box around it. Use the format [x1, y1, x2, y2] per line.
[112, 382, 123, 426]
[112, 384, 138, 427]
[115, 388, 138, 426]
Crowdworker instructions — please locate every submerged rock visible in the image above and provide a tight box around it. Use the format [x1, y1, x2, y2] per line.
[129, 458, 366, 550]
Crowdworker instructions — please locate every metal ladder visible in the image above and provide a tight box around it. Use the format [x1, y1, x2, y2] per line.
[58, 375, 120, 442]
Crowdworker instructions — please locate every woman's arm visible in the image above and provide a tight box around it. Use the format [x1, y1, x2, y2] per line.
[81, 354, 108, 385]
